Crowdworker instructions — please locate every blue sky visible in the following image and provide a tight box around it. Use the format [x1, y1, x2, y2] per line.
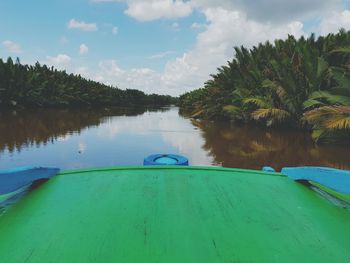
[0, 0, 203, 70]
[1, 0, 350, 95]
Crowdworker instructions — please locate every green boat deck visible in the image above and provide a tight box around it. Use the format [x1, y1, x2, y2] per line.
[0, 166, 350, 262]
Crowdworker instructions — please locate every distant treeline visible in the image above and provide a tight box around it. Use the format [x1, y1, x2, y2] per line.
[0, 57, 177, 108]
[179, 29, 350, 144]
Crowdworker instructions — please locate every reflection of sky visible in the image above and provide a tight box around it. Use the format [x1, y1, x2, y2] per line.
[0, 107, 213, 170]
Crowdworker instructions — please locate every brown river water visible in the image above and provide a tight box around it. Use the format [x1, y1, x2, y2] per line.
[0, 107, 349, 171]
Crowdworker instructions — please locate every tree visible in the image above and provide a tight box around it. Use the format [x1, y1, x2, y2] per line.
[179, 30, 350, 143]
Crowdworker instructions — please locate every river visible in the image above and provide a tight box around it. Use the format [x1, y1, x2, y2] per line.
[0, 107, 349, 171]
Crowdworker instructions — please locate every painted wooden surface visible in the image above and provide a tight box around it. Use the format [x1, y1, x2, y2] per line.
[0, 167, 59, 195]
[0, 166, 350, 262]
[282, 167, 350, 195]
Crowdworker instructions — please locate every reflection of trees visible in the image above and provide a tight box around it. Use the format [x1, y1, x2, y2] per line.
[193, 120, 350, 170]
[0, 107, 153, 153]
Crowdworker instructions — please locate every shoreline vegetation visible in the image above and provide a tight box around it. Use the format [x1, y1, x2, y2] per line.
[179, 29, 350, 144]
[0, 58, 177, 109]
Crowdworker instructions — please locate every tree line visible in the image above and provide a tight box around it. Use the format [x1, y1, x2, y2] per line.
[179, 29, 350, 144]
[0, 57, 177, 108]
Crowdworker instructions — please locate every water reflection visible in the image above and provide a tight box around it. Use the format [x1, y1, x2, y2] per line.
[193, 119, 350, 170]
[0, 107, 151, 154]
[0, 107, 209, 169]
[0, 107, 349, 170]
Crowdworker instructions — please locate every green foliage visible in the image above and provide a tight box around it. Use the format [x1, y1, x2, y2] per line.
[179, 30, 350, 143]
[304, 106, 350, 143]
[0, 58, 177, 108]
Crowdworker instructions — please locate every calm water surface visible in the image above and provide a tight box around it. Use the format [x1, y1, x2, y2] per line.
[0, 107, 349, 171]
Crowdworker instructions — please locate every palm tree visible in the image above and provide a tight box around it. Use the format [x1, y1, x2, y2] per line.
[0, 58, 176, 108]
[179, 29, 350, 143]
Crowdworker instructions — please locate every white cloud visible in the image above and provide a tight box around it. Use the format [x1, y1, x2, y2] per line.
[75, 7, 306, 96]
[96, 60, 164, 93]
[191, 22, 206, 29]
[79, 44, 89, 55]
[75, 66, 89, 76]
[76, 60, 167, 93]
[112, 26, 119, 34]
[46, 1, 350, 96]
[46, 54, 71, 68]
[102, 0, 341, 23]
[320, 10, 350, 35]
[68, 19, 98, 31]
[148, 50, 176, 59]
[191, 0, 342, 22]
[158, 7, 305, 94]
[124, 0, 193, 21]
[2, 40, 22, 53]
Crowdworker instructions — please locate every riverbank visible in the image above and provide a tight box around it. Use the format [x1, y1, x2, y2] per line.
[179, 30, 350, 144]
[0, 58, 177, 109]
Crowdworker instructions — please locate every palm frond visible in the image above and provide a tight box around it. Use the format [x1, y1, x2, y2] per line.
[303, 98, 325, 109]
[304, 106, 336, 123]
[251, 109, 271, 120]
[324, 116, 350, 129]
[331, 67, 350, 90]
[316, 57, 329, 79]
[243, 97, 271, 108]
[308, 91, 350, 106]
[304, 106, 350, 130]
[329, 47, 350, 56]
[251, 108, 291, 125]
[223, 105, 239, 113]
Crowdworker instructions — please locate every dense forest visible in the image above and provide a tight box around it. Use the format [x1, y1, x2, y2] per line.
[179, 29, 350, 144]
[0, 57, 177, 108]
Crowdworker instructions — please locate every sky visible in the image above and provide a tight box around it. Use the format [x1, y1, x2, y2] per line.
[1, 0, 350, 96]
